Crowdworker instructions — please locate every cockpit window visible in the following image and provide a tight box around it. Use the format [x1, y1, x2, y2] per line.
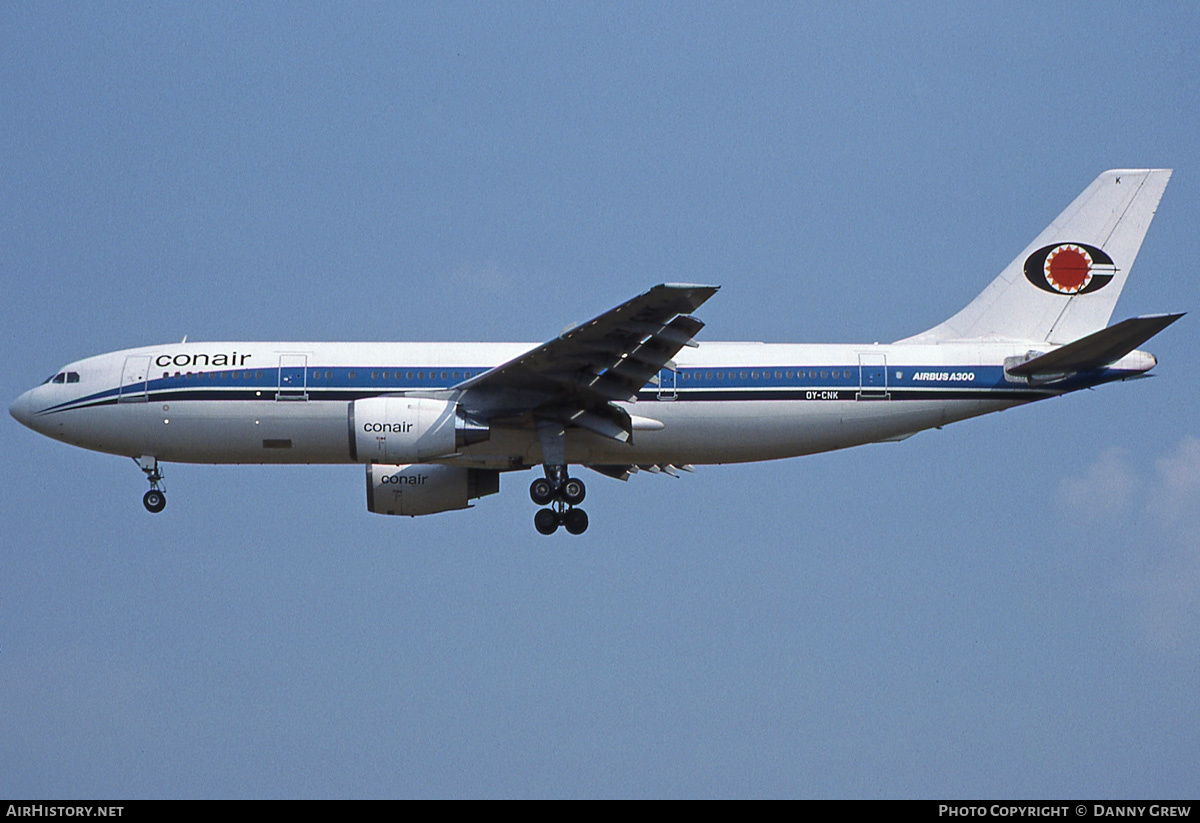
[67, 372, 80, 383]
[52, 373, 66, 384]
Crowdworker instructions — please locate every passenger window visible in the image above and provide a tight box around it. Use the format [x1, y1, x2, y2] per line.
[348, 371, 356, 380]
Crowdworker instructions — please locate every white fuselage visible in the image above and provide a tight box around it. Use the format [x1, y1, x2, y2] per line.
[9, 172, 1174, 530]
[10, 339, 1147, 471]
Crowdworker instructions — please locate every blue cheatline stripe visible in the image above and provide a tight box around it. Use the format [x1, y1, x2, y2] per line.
[38, 385, 1061, 416]
[36, 385, 123, 414]
[34, 363, 1142, 416]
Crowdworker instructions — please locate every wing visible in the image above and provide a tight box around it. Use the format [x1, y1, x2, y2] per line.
[456, 283, 719, 442]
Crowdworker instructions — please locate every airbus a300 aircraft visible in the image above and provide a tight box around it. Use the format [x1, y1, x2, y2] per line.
[10, 170, 1182, 534]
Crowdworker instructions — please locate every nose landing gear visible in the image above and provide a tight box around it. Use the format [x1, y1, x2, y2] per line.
[136, 455, 166, 513]
[529, 467, 588, 535]
[143, 489, 166, 513]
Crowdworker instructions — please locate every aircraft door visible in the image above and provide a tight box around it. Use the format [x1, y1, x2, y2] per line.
[656, 366, 677, 400]
[858, 353, 889, 400]
[278, 354, 308, 400]
[118, 355, 151, 402]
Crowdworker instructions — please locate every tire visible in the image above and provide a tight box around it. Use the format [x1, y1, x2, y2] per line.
[530, 478, 555, 506]
[563, 507, 588, 535]
[561, 477, 586, 506]
[143, 490, 166, 513]
[534, 508, 559, 535]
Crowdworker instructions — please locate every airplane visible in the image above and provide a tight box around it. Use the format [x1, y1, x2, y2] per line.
[9, 169, 1182, 535]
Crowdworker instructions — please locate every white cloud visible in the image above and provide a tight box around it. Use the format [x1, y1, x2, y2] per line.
[1139, 437, 1200, 652]
[1059, 437, 1200, 653]
[1148, 436, 1200, 528]
[1057, 446, 1137, 516]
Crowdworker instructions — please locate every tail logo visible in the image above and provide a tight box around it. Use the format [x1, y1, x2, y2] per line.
[1024, 243, 1117, 295]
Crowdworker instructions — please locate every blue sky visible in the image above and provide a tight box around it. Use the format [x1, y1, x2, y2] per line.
[3, 2, 1198, 798]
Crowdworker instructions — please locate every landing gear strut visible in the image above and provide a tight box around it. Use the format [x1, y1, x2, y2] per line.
[137, 455, 166, 513]
[531, 423, 588, 535]
[530, 466, 588, 535]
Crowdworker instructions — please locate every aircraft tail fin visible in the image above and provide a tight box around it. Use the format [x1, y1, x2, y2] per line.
[900, 169, 1172, 344]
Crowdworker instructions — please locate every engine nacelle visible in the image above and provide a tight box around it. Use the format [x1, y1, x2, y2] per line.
[350, 397, 488, 463]
[366, 463, 500, 516]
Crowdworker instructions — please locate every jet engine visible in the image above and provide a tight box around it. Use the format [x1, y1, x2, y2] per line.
[366, 463, 500, 516]
[350, 397, 488, 463]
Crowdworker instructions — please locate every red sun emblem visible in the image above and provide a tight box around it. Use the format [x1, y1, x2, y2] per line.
[1043, 244, 1093, 294]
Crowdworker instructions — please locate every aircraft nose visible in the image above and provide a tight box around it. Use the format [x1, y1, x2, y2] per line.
[10, 390, 34, 429]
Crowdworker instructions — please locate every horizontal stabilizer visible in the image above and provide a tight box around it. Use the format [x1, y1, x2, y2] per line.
[1007, 313, 1183, 376]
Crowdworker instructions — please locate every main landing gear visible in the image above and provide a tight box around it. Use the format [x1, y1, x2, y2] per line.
[137, 455, 166, 513]
[529, 468, 588, 535]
